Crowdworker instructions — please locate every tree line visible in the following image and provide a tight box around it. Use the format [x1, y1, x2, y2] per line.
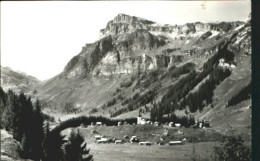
[51, 115, 137, 134]
[227, 81, 251, 107]
[181, 67, 231, 112]
[153, 44, 235, 118]
[150, 106, 195, 127]
[110, 89, 157, 118]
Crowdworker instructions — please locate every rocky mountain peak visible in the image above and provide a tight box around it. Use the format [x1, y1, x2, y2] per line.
[112, 13, 155, 25]
[100, 14, 244, 39]
[62, 14, 249, 80]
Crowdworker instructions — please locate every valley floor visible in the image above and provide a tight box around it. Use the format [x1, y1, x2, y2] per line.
[61, 123, 250, 161]
[88, 142, 215, 161]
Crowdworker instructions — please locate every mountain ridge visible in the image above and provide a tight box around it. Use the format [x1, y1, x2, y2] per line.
[100, 13, 245, 39]
[29, 13, 251, 124]
[1, 66, 40, 94]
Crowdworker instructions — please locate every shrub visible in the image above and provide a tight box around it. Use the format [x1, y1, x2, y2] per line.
[170, 62, 195, 78]
[42, 113, 55, 122]
[63, 102, 78, 114]
[90, 108, 98, 114]
[214, 135, 251, 161]
[107, 98, 117, 107]
[120, 79, 133, 88]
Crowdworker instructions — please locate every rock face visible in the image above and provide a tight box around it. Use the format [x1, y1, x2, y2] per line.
[61, 14, 245, 79]
[100, 13, 243, 38]
[63, 28, 168, 78]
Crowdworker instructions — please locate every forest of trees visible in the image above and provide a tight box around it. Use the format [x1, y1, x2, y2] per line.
[228, 82, 251, 107]
[51, 115, 137, 134]
[157, 71, 198, 117]
[181, 67, 231, 112]
[152, 44, 235, 118]
[110, 89, 157, 117]
[0, 87, 92, 161]
[109, 62, 195, 118]
[134, 69, 161, 89]
[0, 88, 45, 160]
[150, 107, 195, 127]
[111, 46, 233, 118]
[168, 62, 195, 78]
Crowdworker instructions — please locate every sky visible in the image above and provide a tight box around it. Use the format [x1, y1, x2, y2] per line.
[1, 1, 251, 81]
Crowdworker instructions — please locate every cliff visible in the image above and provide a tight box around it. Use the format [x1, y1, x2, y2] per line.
[100, 13, 244, 39]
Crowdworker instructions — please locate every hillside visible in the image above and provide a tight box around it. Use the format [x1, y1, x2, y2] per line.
[1, 66, 40, 94]
[35, 13, 251, 127]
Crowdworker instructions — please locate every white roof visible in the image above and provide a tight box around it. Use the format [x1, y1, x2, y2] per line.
[169, 141, 182, 144]
[100, 138, 108, 141]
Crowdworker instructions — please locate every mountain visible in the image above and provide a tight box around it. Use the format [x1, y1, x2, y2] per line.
[0, 66, 40, 94]
[36, 13, 251, 127]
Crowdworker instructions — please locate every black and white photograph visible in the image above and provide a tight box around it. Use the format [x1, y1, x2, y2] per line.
[0, 1, 252, 161]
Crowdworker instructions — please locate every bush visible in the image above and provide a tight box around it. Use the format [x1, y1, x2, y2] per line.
[42, 113, 55, 122]
[170, 62, 195, 78]
[214, 135, 251, 161]
[121, 98, 130, 106]
[110, 107, 127, 117]
[132, 92, 140, 100]
[107, 98, 117, 107]
[90, 108, 98, 114]
[63, 102, 78, 114]
[117, 94, 125, 101]
[120, 79, 133, 88]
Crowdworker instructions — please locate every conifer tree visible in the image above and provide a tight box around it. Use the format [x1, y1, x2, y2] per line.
[44, 131, 65, 161]
[31, 99, 44, 161]
[0, 87, 7, 125]
[20, 133, 31, 158]
[64, 129, 92, 161]
[1, 90, 20, 132]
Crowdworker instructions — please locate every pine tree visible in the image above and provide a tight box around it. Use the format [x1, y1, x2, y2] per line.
[20, 133, 31, 158]
[42, 121, 50, 160]
[0, 87, 7, 126]
[31, 99, 44, 161]
[1, 90, 20, 132]
[44, 132, 65, 161]
[64, 129, 92, 161]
